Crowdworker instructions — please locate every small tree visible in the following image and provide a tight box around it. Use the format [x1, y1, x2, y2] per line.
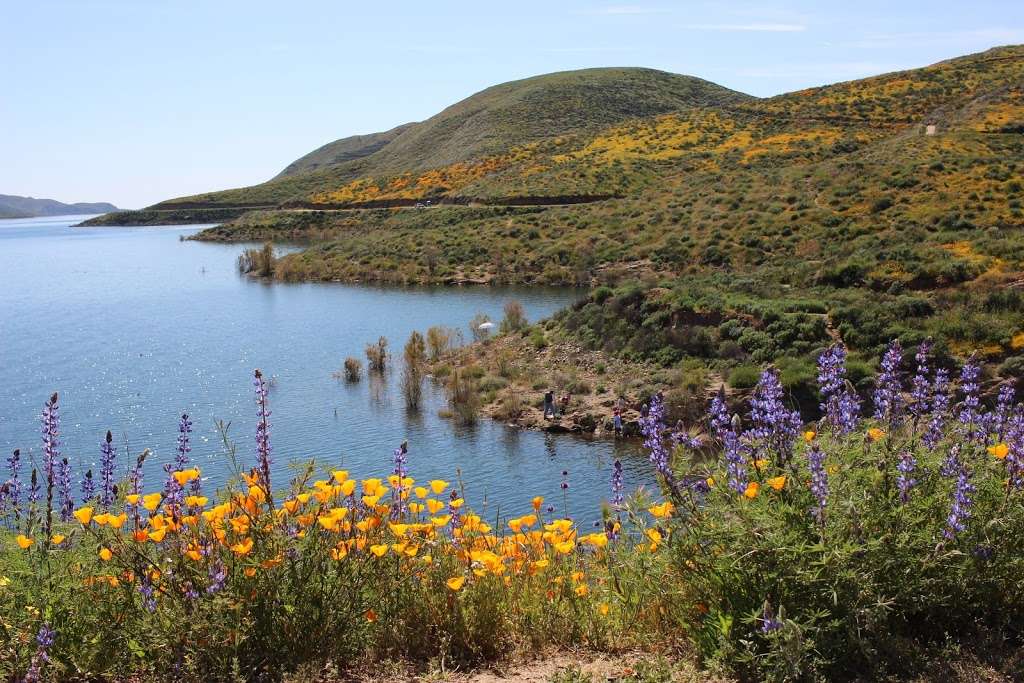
[469, 313, 492, 343]
[426, 326, 452, 361]
[499, 300, 527, 335]
[366, 337, 389, 373]
[401, 331, 427, 410]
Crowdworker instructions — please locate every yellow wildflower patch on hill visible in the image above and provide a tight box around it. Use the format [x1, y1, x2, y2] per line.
[741, 129, 842, 162]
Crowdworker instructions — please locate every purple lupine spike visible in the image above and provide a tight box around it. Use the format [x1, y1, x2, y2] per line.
[41, 393, 60, 481]
[24, 623, 56, 683]
[6, 449, 21, 514]
[176, 414, 192, 468]
[29, 468, 40, 506]
[138, 574, 157, 612]
[80, 469, 95, 502]
[957, 355, 984, 443]
[162, 463, 183, 509]
[129, 451, 144, 496]
[923, 368, 951, 451]
[641, 393, 679, 494]
[941, 443, 962, 478]
[896, 451, 917, 503]
[709, 388, 731, 438]
[610, 460, 624, 508]
[724, 431, 747, 495]
[253, 370, 273, 503]
[987, 384, 1015, 441]
[390, 441, 409, 518]
[910, 339, 932, 421]
[873, 340, 905, 426]
[712, 390, 748, 493]
[447, 488, 463, 542]
[206, 561, 227, 595]
[57, 457, 73, 522]
[99, 431, 116, 508]
[944, 461, 975, 540]
[1005, 406, 1024, 489]
[816, 344, 860, 434]
[760, 603, 783, 633]
[807, 445, 828, 525]
[748, 367, 802, 466]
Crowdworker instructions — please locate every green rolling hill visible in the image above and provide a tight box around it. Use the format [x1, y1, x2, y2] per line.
[84, 46, 1024, 378]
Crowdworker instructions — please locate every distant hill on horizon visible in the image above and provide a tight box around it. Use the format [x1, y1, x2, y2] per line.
[0, 194, 118, 219]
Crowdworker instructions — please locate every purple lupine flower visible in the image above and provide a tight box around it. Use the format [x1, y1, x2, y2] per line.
[560, 469, 569, 491]
[41, 393, 60, 481]
[910, 339, 932, 421]
[760, 603, 783, 633]
[391, 441, 409, 518]
[80, 469, 95, 502]
[986, 384, 1015, 441]
[253, 370, 273, 501]
[162, 462, 184, 509]
[24, 623, 56, 683]
[940, 443, 961, 478]
[709, 388, 731, 439]
[99, 431, 116, 508]
[748, 367, 802, 466]
[816, 344, 860, 434]
[957, 355, 984, 444]
[896, 451, 917, 503]
[712, 389, 748, 494]
[944, 462, 975, 540]
[176, 413, 192, 468]
[873, 340, 905, 426]
[207, 561, 227, 595]
[6, 449, 22, 514]
[807, 445, 828, 525]
[139, 573, 157, 612]
[1004, 406, 1024, 489]
[447, 488, 463, 542]
[641, 393, 678, 494]
[610, 460, 624, 508]
[29, 468, 40, 506]
[923, 368, 951, 450]
[41, 393, 61, 534]
[57, 457, 73, 522]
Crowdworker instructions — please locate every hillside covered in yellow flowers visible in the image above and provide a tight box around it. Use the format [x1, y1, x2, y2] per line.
[87, 45, 1024, 371]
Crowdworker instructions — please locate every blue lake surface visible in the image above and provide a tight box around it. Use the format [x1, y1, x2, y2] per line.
[0, 215, 654, 522]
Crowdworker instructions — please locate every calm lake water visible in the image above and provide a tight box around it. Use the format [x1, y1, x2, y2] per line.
[0, 215, 653, 522]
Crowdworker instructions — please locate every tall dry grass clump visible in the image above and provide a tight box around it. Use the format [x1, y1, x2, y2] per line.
[365, 336, 389, 373]
[401, 331, 427, 410]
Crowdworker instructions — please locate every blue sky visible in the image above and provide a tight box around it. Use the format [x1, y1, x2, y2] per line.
[2, 1, 1022, 208]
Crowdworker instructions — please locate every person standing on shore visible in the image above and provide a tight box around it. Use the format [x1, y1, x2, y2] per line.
[543, 390, 555, 419]
[613, 404, 622, 436]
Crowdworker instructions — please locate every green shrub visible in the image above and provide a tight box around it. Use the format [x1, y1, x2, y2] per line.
[728, 364, 760, 389]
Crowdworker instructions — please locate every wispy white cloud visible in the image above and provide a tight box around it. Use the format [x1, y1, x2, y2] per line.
[681, 22, 806, 32]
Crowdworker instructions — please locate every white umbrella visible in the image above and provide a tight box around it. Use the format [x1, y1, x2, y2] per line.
[478, 321, 495, 330]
